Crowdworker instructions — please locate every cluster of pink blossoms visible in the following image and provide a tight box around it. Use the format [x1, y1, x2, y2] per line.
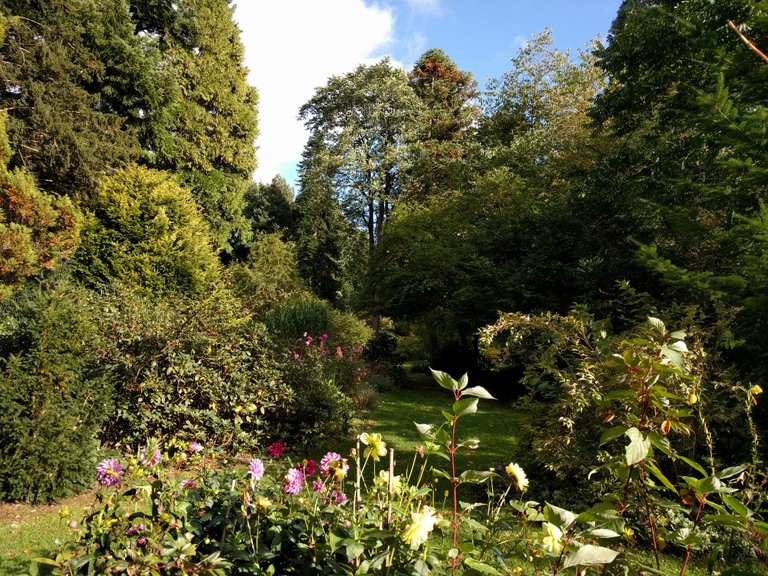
[283, 467, 305, 495]
[249, 458, 265, 481]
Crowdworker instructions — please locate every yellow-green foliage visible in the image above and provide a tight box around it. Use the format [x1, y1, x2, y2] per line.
[75, 165, 220, 295]
[230, 232, 306, 315]
[0, 112, 82, 299]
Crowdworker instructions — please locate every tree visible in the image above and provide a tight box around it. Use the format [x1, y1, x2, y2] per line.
[299, 60, 424, 252]
[0, 1, 147, 199]
[244, 175, 295, 236]
[131, 0, 259, 255]
[405, 49, 480, 200]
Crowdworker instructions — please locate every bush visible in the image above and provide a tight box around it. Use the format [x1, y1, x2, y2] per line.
[97, 285, 295, 451]
[266, 294, 371, 349]
[229, 232, 305, 316]
[0, 278, 111, 502]
[74, 165, 220, 295]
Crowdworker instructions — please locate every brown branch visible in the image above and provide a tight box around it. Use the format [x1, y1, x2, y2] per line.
[728, 20, 768, 64]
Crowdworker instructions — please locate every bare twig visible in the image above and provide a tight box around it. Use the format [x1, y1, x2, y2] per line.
[727, 20, 768, 64]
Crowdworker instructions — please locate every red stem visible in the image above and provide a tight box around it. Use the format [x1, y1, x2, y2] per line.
[679, 498, 705, 576]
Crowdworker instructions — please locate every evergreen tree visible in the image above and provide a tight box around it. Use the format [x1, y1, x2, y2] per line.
[405, 49, 479, 200]
[244, 175, 295, 236]
[0, 1, 146, 199]
[132, 0, 259, 255]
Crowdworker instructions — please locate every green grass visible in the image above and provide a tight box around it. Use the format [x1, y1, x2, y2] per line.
[355, 383, 527, 473]
[0, 493, 92, 574]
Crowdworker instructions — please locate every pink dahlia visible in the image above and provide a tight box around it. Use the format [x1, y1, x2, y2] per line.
[331, 490, 348, 505]
[249, 458, 265, 481]
[283, 467, 305, 495]
[312, 479, 325, 492]
[267, 441, 285, 458]
[189, 441, 203, 453]
[96, 458, 123, 487]
[320, 452, 341, 477]
[180, 479, 197, 490]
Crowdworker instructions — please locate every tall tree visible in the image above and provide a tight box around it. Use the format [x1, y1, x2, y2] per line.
[299, 60, 423, 252]
[0, 0, 148, 199]
[244, 175, 295, 237]
[405, 49, 479, 200]
[131, 0, 259, 255]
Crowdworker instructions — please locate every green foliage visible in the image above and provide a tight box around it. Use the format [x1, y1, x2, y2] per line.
[0, 278, 111, 503]
[265, 294, 371, 349]
[96, 285, 293, 451]
[299, 59, 424, 250]
[244, 175, 295, 236]
[229, 232, 305, 316]
[134, 0, 259, 254]
[0, 1, 144, 198]
[74, 165, 220, 296]
[0, 113, 82, 299]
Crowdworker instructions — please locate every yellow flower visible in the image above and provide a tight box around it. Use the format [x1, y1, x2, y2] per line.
[376, 470, 402, 492]
[542, 522, 563, 554]
[256, 496, 271, 511]
[402, 506, 438, 550]
[750, 385, 763, 405]
[360, 432, 387, 461]
[687, 391, 698, 405]
[334, 458, 349, 481]
[505, 462, 529, 492]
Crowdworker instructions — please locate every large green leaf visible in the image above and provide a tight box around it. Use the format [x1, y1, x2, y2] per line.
[463, 558, 501, 574]
[462, 386, 496, 400]
[544, 503, 576, 529]
[453, 397, 479, 418]
[563, 545, 619, 568]
[430, 368, 456, 391]
[624, 427, 650, 466]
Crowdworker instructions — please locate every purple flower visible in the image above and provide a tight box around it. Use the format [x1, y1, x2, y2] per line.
[320, 452, 342, 477]
[312, 479, 325, 492]
[127, 523, 145, 536]
[283, 467, 305, 495]
[189, 441, 203, 453]
[96, 458, 123, 487]
[180, 479, 197, 490]
[140, 447, 162, 467]
[331, 490, 348, 505]
[136, 536, 147, 546]
[249, 458, 265, 481]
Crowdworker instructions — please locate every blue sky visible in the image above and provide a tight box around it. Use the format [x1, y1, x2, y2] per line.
[235, 0, 622, 187]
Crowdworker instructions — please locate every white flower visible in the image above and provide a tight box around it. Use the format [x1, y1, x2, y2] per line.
[402, 506, 438, 550]
[542, 522, 563, 554]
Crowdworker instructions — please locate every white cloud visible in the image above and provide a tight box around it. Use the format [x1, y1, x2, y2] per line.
[233, 1, 394, 184]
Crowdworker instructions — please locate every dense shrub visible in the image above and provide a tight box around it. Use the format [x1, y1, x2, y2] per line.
[0, 278, 111, 502]
[266, 294, 371, 348]
[74, 165, 220, 295]
[229, 232, 305, 315]
[97, 285, 295, 451]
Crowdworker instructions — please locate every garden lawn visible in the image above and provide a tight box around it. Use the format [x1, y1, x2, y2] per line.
[0, 492, 93, 575]
[352, 381, 528, 475]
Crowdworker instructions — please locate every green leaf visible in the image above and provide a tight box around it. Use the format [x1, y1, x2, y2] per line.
[669, 340, 688, 353]
[624, 427, 650, 466]
[463, 558, 502, 574]
[458, 373, 469, 390]
[430, 368, 456, 391]
[669, 330, 687, 339]
[719, 464, 748, 479]
[345, 541, 365, 561]
[462, 386, 496, 400]
[599, 426, 628, 446]
[563, 545, 619, 568]
[414, 422, 434, 437]
[722, 495, 750, 517]
[544, 503, 577, 529]
[588, 528, 621, 539]
[645, 462, 678, 495]
[678, 455, 707, 476]
[647, 317, 666, 334]
[453, 398, 479, 418]
[459, 470, 493, 484]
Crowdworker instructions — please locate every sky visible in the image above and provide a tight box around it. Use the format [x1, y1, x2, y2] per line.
[234, 0, 623, 187]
